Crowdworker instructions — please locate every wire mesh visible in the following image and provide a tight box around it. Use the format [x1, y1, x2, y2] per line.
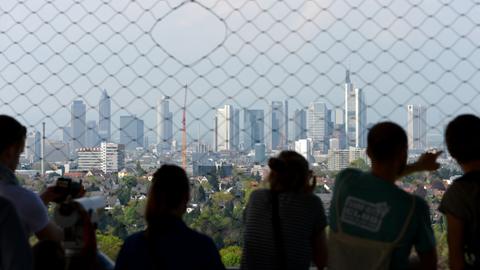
[1, 0, 479, 260]
[3, 0, 479, 166]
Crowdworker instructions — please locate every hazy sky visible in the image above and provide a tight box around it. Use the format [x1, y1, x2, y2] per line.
[1, 0, 479, 144]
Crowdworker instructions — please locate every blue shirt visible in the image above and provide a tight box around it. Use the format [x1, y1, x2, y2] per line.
[0, 196, 32, 270]
[114, 216, 225, 270]
[329, 169, 436, 269]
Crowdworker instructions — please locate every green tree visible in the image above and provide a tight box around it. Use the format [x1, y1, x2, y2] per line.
[120, 176, 138, 189]
[207, 173, 219, 192]
[193, 185, 206, 203]
[219, 246, 242, 267]
[135, 161, 147, 176]
[117, 187, 131, 206]
[122, 199, 146, 234]
[96, 233, 123, 260]
[349, 158, 370, 171]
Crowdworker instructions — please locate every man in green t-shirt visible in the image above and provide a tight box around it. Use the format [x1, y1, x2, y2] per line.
[329, 122, 440, 269]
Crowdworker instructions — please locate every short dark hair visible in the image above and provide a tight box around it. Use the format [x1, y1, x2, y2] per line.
[445, 114, 480, 164]
[145, 164, 190, 225]
[0, 115, 27, 153]
[268, 150, 310, 192]
[367, 122, 407, 161]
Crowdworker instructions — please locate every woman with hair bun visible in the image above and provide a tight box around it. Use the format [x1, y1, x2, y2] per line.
[241, 151, 328, 270]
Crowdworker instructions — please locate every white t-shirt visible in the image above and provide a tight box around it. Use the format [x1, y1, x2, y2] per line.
[0, 166, 48, 236]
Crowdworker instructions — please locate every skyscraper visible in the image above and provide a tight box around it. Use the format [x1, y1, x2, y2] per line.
[98, 90, 111, 142]
[284, 100, 289, 146]
[307, 102, 328, 152]
[345, 70, 367, 148]
[295, 138, 313, 163]
[71, 100, 86, 150]
[101, 142, 125, 173]
[407, 104, 427, 151]
[214, 105, 239, 151]
[119, 115, 144, 150]
[243, 109, 264, 151]
[270, 101, 285, 150]
[86, 120, 101, 147]
[156, 96, 173, 152]
[293, 109, 307, 140]
[62, 126, 71, 144]
[25, 130, 41, 163]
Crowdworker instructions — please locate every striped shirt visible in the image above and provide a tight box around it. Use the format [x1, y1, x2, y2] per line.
[241, 189, 327, 270]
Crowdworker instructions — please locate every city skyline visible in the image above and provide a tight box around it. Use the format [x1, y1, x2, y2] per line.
[27, 71, 445, 153]
[1, 0, 477, 149]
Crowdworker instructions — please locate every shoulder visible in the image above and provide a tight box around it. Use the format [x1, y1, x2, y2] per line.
[299, 192, 325, 209]
[1, 184, 41, 203]
[336, 168, 363, 181]
[248, 188, 270, 201]
[123, 231, 146, 246]
[446, 176, 472, 194]
[412, 195, 430, 212]
[186, 227, 217, 249]
[441, 177, 472, 206]
[0, 185, 45, 213]
[119, 231, 148, 256]
[439, 176, 474, 216]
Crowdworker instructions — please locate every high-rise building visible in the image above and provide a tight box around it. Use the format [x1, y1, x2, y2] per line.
[293, 109, 307, 141]
[284, 100, 289, 146]
[45, 140, 70, 162]
[332, 123, 347, 150]
[156, 96, 173, 152]
[76, 142, 125, 173]
[86, 120, 101, 147]
[335, 108, 344, 125]
[345, 70, 367, 148]
[25, 130, 41, 163]
[98, 90, 111, 142]
[295, 138, 313, 163]
[329, 138, 340, 151]
[71, 100, 86, 150]
[119, 115, 144, 150]
[77, 147, 102, 171]
[332, 108, 346, 149]
[214, 105, 239, 151]
[270, 101, 285, 150]
[407, 104, 427, 151]
[101, 142, 125, 173]
[243, 109, 264, 151]
[307, 102, 328, 152]
[254, 143, 266, 164]
[62, 127, 71, 144]
[327, 147, 368, 171]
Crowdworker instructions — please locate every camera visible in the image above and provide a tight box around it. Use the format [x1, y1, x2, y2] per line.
[53, 177, 83, 203]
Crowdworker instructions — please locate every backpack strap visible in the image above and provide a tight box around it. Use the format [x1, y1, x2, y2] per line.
[271, 191, 287, 270]
[393, 195, 416, 245]
[334, 171, 355, 234]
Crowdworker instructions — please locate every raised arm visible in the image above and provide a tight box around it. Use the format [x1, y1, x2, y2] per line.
[400, 151, 442, 178]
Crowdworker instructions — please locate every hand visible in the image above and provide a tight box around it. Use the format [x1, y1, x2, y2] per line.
[414, 151, 443, 172]
[40, 186, 62, 205]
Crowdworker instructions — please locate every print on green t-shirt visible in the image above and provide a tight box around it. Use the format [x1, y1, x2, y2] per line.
[329, 168, 436, 269]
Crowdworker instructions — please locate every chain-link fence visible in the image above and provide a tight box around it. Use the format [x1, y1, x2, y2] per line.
[1, 0, 479, 264]
[2, 0, 479, 166]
